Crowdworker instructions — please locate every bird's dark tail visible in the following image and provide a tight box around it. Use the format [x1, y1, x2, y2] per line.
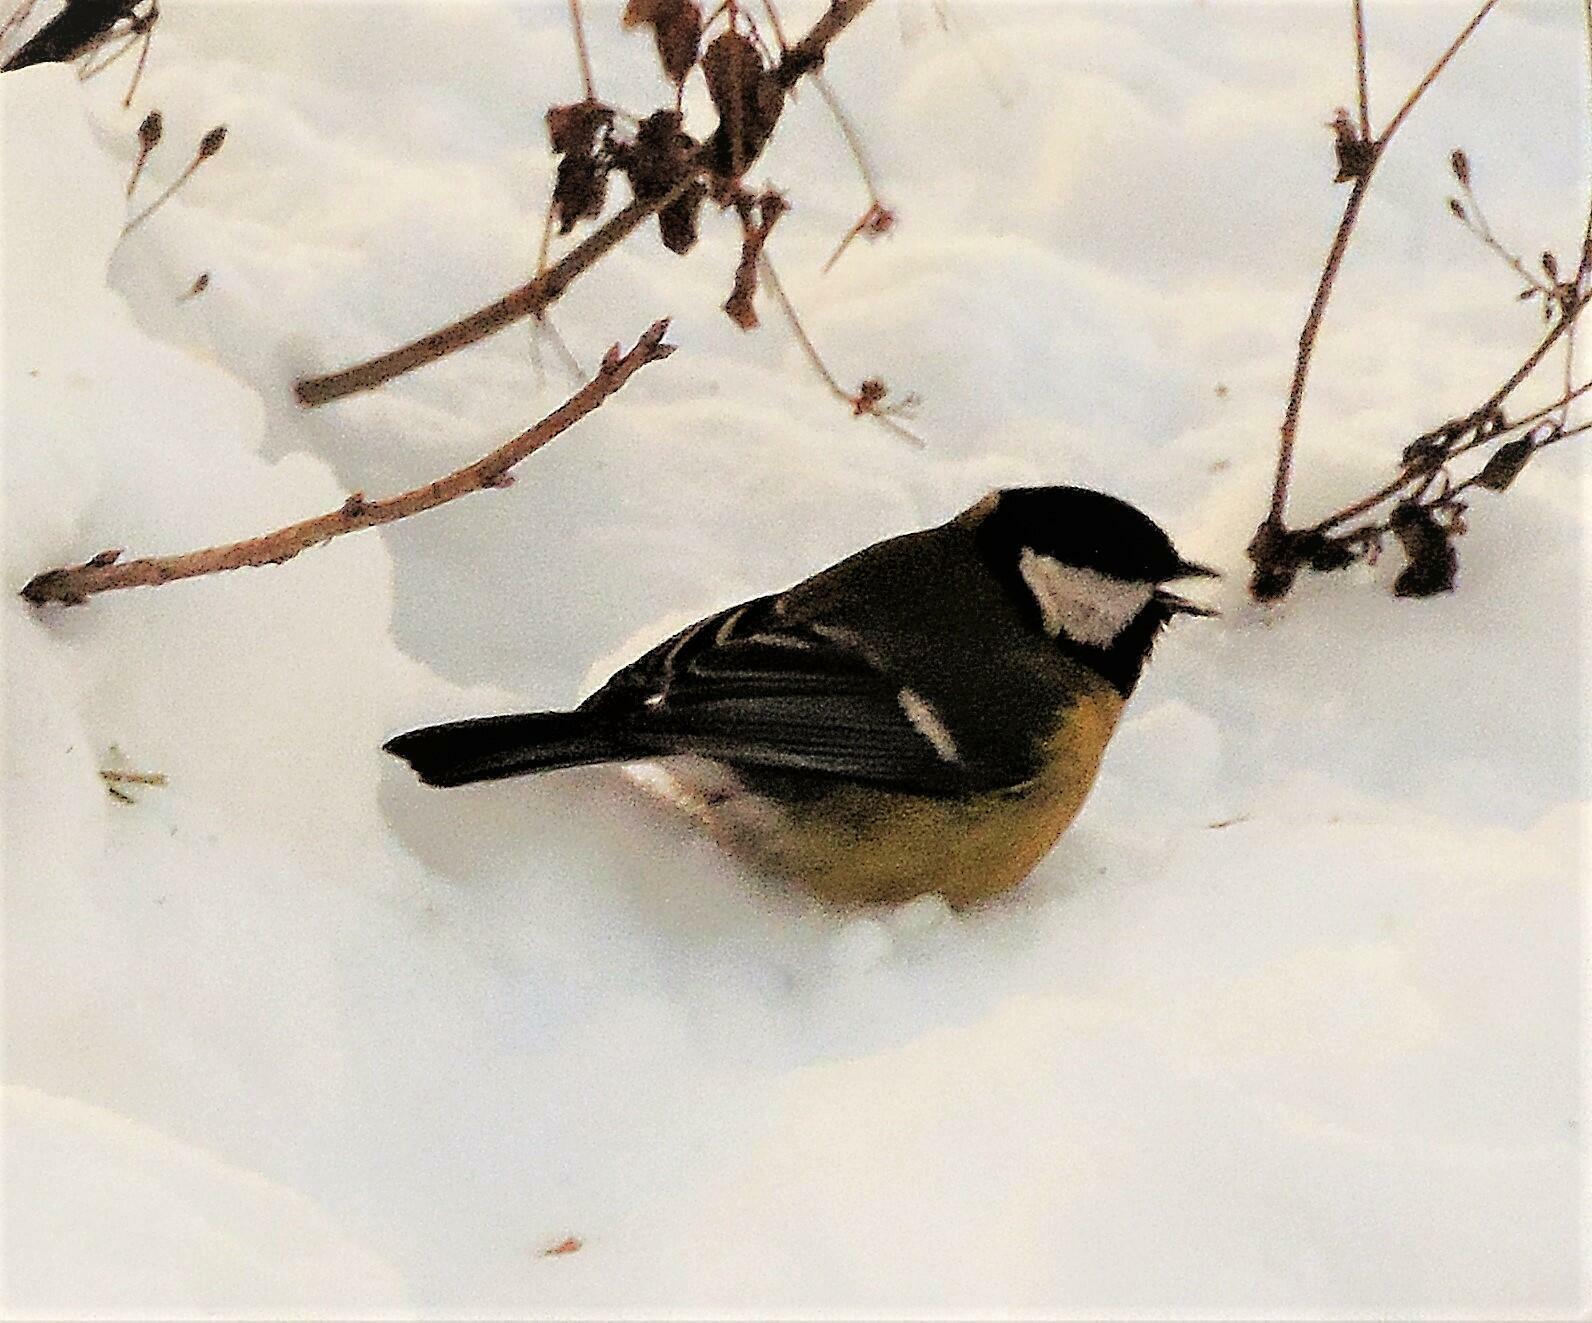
[383, 711, 639, 788]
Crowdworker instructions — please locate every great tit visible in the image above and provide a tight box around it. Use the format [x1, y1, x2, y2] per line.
[385, 485, 1216, 907]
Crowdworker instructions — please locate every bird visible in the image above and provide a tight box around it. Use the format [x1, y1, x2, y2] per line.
[384, 485, 1217, 907]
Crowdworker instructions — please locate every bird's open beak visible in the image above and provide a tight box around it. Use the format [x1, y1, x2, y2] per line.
[1156, 559, 1221, 617]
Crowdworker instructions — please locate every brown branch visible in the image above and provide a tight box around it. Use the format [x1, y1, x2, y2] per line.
[1380, 0, 1499, 144]
[1265, 173, 1372, 526]
[1352, 0, 1369, 137]
[22, 321, 676, 607]
[294, 181, 689, 406]
[1257, 0, 1499, 541]
[293, 0, 876, 409]
[772, 0, 870, 87]
[568, 0, 596, 102]
[760, 256, 923, 447]
[1309, 304, 1583, 534]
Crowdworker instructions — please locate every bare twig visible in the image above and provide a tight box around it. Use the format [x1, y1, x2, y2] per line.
[1380, 0, 1499, 144]
[1265, 173, 1373, 526]
[21, 321, 676, 607]
[293, 0, 876, 408]
[295, 180, 691, 406]
[1253, 0, 1500, 583]
[1352, 0, 1369, 137]
[120, 1, 152, 107]
[1451, 171, 1554, 296]
[568, 0, 596, 102]
[760, 256, 923, 446]
[813, 73, 880, 199]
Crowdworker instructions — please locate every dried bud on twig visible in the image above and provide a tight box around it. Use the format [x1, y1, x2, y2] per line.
[197, 125, 227, 160]
[1449, 148, 1470, 186]
[138, 109, 164, 152]
[1329, 107, 1375, 182]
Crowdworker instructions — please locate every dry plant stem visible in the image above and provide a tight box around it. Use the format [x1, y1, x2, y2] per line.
[1380, 0, 1499, 143]
[759, 255, 923, 447]
[568, 0, 596, 102]
[1352, 0, 1369, 137]
[1458, 179, 1552, 294]
[1311, 308, 1584, 532]
[1263, 0, 1500, 529]
[294, 180, 691, 406]
[758, 255, 846, 398]
[813, 73, 880, 198]
[121, 14, 150, 107]
[759, 0, 789, 48]
[123, 149, 203, 234]
[294, 0, 877, 409]
[1267, 174, 1372, 524]
[21, 321, 675, 607]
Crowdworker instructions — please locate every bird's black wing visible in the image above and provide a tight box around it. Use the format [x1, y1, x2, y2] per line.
[581, 595, 1012, 794]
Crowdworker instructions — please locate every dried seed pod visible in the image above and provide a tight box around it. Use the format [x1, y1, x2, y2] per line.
[546, 100, 612, 156]
[197, 125, 227, 160]
[546, 102, 615, 233]
[1449, 148, 1470, 186]
[1390, 502, 1458, 598]
[553, 154, 609, 233]
[702, 30, 783, 179]
[623, 0, 702, 85]
[1473, 438, 1534, 492]
[657, 180, 705, 254]
[138, 109, 164, 151]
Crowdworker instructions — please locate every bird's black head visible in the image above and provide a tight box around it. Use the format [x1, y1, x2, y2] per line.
[967, 485, 1217, 696]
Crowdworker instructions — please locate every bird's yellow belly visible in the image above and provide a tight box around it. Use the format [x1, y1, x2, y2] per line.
[691, 688, 1125, 908]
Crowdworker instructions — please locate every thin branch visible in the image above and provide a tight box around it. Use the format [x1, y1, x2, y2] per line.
[760, 256, 923, 447]
[1453, 176, 1554, 295]
[294, 0, 877, 408]
[122, 125, 225, 236]
[1310, 307, 1584, 533]
[1352, 0, 1370, 137]
[568, 0, 596, 102]
[22, 321, 676, 607]
[120, 5, 152, 107]
[812, 72, 880, 199]
[1380, 0, 1499, 144]
[1261, 0, 1499, 531]
[1266, 173, 1373, 524]
[294, 179, 691, 406]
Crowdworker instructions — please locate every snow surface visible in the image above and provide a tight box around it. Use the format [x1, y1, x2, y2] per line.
[2, 1, 1587, 1316]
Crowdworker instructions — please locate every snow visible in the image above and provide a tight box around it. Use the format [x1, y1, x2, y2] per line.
[2, 1, 1586, 1316]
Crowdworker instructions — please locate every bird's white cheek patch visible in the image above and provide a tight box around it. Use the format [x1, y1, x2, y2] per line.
[1017, 548, 1152, 647]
